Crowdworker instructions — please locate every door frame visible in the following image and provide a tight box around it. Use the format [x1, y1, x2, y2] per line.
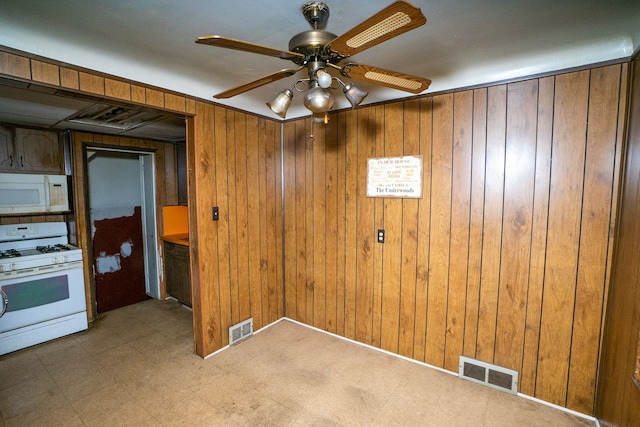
[84, 146, 161, 312]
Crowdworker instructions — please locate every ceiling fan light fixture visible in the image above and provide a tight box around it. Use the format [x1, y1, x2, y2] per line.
[267, 88, 293, 118]
[343, 83, 368, 108]
[316, 69, 333, 88]
[303, 83, 335, 113]
[312, 112, 329, 124]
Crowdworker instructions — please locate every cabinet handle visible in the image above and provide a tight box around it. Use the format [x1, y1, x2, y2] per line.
[9, 155, 12, 167]
[20, 156, 23, 168]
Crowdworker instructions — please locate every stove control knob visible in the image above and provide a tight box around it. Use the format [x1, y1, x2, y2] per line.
[0, 265, 3, 273]
[52, 257, 59, 264]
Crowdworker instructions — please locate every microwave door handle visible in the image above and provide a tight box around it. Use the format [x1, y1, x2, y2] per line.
[0, 289, 7, 318]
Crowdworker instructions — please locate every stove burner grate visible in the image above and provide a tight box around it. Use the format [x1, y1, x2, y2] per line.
[36, 244, 71, 253]
[0, 249, 21, 259]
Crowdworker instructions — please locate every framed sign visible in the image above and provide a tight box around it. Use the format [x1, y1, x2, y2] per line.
[367, 155, 422, 198]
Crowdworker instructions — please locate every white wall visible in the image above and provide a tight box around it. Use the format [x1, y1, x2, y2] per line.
[87, 150, 141, 221]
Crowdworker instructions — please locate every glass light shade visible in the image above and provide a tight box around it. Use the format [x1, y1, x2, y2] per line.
[312, 113, 329, 124]
[343, 83, 368, 108]
[266, 89, 293, 118]
[316, 69, 333, 89]
[303, 86, 334, 113]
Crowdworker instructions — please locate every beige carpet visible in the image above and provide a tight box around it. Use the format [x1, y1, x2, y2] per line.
[0, 299, 595, 426]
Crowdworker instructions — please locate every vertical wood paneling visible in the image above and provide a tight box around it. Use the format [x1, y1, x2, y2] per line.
[567, 66, 621, 414]
[596, 58, 640, 427]
[355, 107, 376, 345]
[262, 116, 282, 324]
[476, 85, 506, 362]
[164, 144, 178, 205]
[425, 94, 453, 366]
[398, 99, 420, 358]
[325, 118, 338, 333]
[294, 120, 307, 323]
[463, 88, 487, 359]
[335, 112, 347, 335]
[493, 80, 538, 372]
[520, 76, 554, 396]
[380, 103, 404, 353]
[258, 119, 269, 326]
[304, 122, 315, 324]
[537, 71, 590, 406]
[189, 105, 283, 354]
[283, 121, 298, 318]
[214, 106, 232, 341]
[344, 110, 358, 340]
[282, 64, 624, 415]
[313, 121, 327, 330]
[372, 105, 386, 349]
[445, 91, 473, 371]
[226, 112, 239, 325]
[274, 121, 285, 321]
[413, 97, 433, 362]
[246, 115, 263, 330]
[234, 112, 249, 323]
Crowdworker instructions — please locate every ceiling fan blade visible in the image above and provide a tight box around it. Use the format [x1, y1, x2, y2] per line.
[214, 68, 303, 99]
[342, 63, 431, 94]
[196, 35, 305, 61]
[326, 1, 426, 57]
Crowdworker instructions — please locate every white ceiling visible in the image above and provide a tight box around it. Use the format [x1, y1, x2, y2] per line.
[0, 0, 638, 136]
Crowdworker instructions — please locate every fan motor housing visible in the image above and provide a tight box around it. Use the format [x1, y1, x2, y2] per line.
[288, 30, 338, 63]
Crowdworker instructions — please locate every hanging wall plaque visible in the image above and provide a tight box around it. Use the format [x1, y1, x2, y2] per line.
[367, 155, 422, 198]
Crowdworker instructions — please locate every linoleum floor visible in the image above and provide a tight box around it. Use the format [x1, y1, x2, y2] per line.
[0, 299, 596, 426]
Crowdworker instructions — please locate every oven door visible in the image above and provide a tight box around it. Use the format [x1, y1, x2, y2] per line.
[0, 262, 86, 333]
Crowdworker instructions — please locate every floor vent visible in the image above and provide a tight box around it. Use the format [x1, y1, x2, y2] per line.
[459, 356, 518, 394]
[229, 318, 253, 345]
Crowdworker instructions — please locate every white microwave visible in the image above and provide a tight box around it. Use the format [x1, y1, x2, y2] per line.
[0, 173, 70, 215]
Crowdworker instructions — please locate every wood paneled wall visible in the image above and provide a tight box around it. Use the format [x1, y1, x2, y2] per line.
[69, 132, 180, 321]
[3, 45, 637, 416]
[189, 104, 283, 357]
[283, 64, 628, 414]
[596, 56, 640, 426]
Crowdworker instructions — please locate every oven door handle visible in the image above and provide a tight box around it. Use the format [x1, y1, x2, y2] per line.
[0, 289, 7, 318]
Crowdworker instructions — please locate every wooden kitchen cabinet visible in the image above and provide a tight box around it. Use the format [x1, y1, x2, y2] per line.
[0, 125, 14, 171]
[164, 241, 191, 306]
[0, 126, 64, 173]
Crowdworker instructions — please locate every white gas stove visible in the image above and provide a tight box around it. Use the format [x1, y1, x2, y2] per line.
[0, 222, 87, 355]
[0, 222, 83, 273]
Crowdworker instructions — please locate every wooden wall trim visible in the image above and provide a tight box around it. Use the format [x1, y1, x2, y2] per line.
[0, 45, 282, 121]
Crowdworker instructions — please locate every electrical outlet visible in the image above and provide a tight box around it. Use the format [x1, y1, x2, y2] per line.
[212, 206, 219, 221]
[377, 229, 385, 243]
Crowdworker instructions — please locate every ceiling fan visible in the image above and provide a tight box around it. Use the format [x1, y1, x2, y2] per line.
[195, 1, 431, 119]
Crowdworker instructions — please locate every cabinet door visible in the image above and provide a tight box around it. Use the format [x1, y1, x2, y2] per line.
[164, 242, 191, 306]
[14, 128, 64, 173]
[0, 126, 16, 171]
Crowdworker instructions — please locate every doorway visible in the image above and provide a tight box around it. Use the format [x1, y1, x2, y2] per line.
[86, 148, 160, 313]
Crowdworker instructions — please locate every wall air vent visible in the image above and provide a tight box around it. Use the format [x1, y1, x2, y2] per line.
[459, 356, 518, 394]
[229, 318, 253, 346]
[65, 103, 164, 130]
